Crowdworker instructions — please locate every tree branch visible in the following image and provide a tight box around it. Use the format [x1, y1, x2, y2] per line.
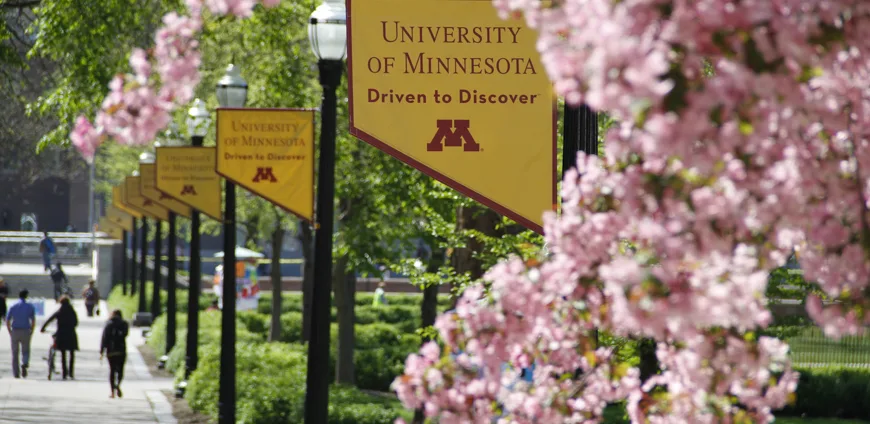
[0, 0, 40, 9]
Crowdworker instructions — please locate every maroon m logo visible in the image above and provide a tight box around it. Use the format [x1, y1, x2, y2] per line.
[426, 119, 480, 152]
[180, 185, 197, 196]
[252, 167, 278, 183]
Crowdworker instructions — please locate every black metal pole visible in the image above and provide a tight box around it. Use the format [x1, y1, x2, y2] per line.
[131, 218, 138, 296]
[562, 103, 598, 347]
[121, 229, 128, 295]
[218, 180, 236, 424]
[167, 212, 177, 352]
[152, 219, 162, 317]
[139, 218, 148, 313]
[185, 134, 204, 379]
[304, 59, 342, 424]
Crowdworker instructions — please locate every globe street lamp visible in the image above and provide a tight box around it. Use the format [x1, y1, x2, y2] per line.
[183, 98, 211, 384]
[216, 64, 247, 424]
[305, 1, 346, 422]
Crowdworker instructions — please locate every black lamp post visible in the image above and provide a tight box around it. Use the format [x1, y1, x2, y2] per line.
[139, 215, 148, 313]
[121, 229, 128, 295]
[305, 2, 346, 422]
[183, 98, 211, 381]
[162, 125, 185, 354]
[132, 169, 148, 314]
[216, 64, 248, 424]
[131, 218, 138, 296]
[142, 146, 163, 318]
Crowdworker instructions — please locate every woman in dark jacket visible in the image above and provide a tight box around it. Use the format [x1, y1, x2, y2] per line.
[40, 296, 79, 379]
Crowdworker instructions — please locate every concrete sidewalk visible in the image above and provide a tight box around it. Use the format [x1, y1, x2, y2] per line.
[0, 299, 175, 423]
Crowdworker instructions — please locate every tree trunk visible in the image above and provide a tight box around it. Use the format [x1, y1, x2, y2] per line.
[299, 223, 315, 342]
[268, 225, 285, 342]
[413, 247, 445, 423]
[334, 255, 356, 385]
[420, 247, 446, 339]
[638, 338, 660, 382]
[450, 204, 502, 308]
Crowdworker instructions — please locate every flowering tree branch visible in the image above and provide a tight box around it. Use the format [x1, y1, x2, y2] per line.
[393, 1, 870, 423]
[69, 0, 281, 162]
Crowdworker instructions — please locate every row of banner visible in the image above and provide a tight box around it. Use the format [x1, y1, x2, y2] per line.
[97, 108, 315, 239]
[96, 109, 316, 311]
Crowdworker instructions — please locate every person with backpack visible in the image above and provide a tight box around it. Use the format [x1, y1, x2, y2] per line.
[82, 280, 100, 317]
[100, 309, 129, 398]
[39, 231, 57, 272]
[51, 263, 70, 301]
[40, 295, 79, 380]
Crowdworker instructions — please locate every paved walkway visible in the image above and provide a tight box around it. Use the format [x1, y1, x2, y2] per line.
[0, 299, 175, 423]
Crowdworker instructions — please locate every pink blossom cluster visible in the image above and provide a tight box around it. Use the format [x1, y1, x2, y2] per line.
[71, 0, 282, 161]
[394, 1, 870, 422]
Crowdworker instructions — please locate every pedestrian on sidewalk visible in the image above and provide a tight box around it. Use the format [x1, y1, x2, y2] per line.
[0, 278, 9, 328]
[39, 231, 57, 272]
[50, 263, 70, 301]
[100, 309, 129, 398]
[82, 280, 100, 317]
[40, 295, 79, 380]
[6, 289, 36, 378]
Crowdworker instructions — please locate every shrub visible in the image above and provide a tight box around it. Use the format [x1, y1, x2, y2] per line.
[107, 285, 143, 319]
[276, 312, 305, 343]
[258, 293, 304, 315]
[777, 367, 870, 420]
[238, 310, 269, 336]
[187, 341, 407, 424]
[355, 323, 404, 349]
[107, 282, 217, 319]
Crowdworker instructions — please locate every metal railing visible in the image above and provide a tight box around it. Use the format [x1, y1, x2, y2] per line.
[787, 326, 870, 368]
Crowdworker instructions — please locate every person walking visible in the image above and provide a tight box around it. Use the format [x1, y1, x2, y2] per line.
[6, 289, 36, 378]
[40, 296, 79, 380]
[39, 231, 57, 272]
[82, 280, 100, 317]
[373, 281, 388, 308]
[50, 263, 70, 301]
[100, 309, 129, 398]
[0, 278, 9, 328]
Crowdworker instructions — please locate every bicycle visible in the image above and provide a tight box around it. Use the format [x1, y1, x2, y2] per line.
[46, 334, 57, 380]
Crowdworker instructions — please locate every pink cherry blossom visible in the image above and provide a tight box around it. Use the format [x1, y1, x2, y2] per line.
[70, 0, 282, 160]
[70, 115, 103, 163]
[394, 1, 870, 423]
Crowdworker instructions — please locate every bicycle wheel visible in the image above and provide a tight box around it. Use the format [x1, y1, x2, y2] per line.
[47, 348, 55, 380]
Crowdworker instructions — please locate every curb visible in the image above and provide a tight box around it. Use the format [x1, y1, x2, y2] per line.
[147, 390, 178, 424]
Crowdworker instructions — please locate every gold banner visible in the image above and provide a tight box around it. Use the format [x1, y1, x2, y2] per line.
[347, 0, 557, 233]
[112, 185, 143, 219]
[216, 108, 315, 222]
[155, 146, 223, 221]
[98, 217, 123, 240]
[105, 206, 133, 232]
[126, 176, 169, 221]
[140, 163, 192, 218]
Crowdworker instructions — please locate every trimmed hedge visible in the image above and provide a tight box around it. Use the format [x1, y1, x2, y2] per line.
[182, 329, 409, 423]
[777, 367, 870, 420]
[139, 283, 870, 422]
[256, 292, 452, 316]
[107, 283, 218, 320]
